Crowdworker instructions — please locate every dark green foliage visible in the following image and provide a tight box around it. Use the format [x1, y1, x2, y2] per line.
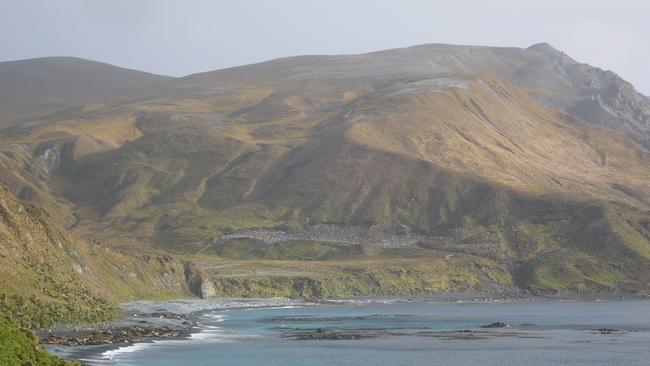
[0, 315, 78, 365]
[0, 293, 117, 329]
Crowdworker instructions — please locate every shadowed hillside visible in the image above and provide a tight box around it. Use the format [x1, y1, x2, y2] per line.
[0, 184, 204, 328]
[2, 43, 650, 294]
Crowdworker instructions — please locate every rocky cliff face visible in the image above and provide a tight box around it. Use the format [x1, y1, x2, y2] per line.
[567, 70, 650, 147]
[525, 43, 650, 148]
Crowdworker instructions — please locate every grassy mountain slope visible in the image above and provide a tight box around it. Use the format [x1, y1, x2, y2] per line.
[176, 43, 650, 147]
[197, 255, 512, 299]
[0, 56, 172, 125]
[0, 184, 198, 328]
[1, 44, 650, 294]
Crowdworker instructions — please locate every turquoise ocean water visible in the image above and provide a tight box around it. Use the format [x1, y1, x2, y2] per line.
[58, 299, 650, 366]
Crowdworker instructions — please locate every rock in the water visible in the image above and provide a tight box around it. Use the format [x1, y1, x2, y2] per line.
[481, 322, 508, 328]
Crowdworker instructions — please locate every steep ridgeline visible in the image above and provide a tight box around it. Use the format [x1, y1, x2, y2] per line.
[524, 43, 650, 148]
[0, 184, 205, 328]
[1, 44, 650, 294]
[173, 42, 650, 147]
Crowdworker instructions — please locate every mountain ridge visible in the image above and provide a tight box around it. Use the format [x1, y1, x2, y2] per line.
[0, 56, 173, 125]
[166, 42, 650, 147]
[2, 43, 650, 295]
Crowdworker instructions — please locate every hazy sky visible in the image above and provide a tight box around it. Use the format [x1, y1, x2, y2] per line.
[2, 0, 649, 94]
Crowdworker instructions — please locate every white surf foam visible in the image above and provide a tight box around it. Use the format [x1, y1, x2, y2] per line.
[101, 341, 155, 360]
[96, 313, 235, 363]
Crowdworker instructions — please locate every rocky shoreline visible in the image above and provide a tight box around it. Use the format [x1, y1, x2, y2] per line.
[40, 295, 648, 352]
[38, 311, 195, 347]
[40, 298, 313, 349]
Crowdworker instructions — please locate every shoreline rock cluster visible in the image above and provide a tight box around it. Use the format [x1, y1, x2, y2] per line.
[38, 312, 194, 346]
[41, 325, 183, 346]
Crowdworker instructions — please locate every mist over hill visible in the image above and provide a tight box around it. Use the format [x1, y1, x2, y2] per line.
[0, 56, 172, 124]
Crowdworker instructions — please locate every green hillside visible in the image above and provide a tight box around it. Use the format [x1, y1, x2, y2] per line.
[1, 43, 650, 299]
[0, 315, 76, 366]
[0, 184, 204, 328]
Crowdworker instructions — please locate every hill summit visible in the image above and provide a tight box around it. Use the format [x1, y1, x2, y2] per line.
[1, 43, 650, 294]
